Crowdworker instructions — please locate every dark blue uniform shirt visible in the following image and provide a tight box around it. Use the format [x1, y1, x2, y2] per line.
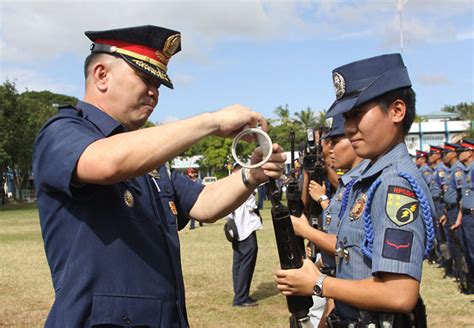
[33, 101, 204, 327]
[334, 143, 434, 320]
[430, 162, 449, 199]
[462, 162, 474, 209]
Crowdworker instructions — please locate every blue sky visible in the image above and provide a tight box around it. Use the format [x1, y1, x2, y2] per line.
[1, 1, 473, 124]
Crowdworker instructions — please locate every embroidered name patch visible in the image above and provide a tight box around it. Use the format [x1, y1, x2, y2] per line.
[382, 228, 413, 262]
[385, 185, 419, 226]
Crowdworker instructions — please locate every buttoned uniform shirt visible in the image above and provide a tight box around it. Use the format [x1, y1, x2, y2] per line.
[226, 192, 262, 241]
[430, 162, 449, 217]
[33, 101, 204, 328]
[430, 162, 449, 199]
[334, 143, 434, 320]
[444, 161, 465, 205]
[418, 164, 432, 186]
[461, 162, 474, 209]
[321, 160, 370, 270]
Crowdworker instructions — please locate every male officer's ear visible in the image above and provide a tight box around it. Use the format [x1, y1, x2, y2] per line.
[390, 99, 407, 125]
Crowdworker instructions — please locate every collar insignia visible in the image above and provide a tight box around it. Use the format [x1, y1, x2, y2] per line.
[123, 189, 135, 208]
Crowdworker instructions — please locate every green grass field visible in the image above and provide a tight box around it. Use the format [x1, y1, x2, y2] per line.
[0, 203, 473, 327]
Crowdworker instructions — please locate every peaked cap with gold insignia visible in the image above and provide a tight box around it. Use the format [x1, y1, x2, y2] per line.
[85, 25, 181, 89]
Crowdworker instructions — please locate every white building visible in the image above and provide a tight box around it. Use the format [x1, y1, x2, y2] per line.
[405, 111, 472, 155]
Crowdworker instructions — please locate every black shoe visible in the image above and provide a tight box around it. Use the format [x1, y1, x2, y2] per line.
[247, 297, 258, 303]
[233, 301, 259, 308]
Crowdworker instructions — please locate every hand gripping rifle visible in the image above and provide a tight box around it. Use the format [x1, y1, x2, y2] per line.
[302, 127, 325, 262]
[268, 178, 313, 328]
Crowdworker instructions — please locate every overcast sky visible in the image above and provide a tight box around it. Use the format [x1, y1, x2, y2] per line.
[1, 0, 473, 123]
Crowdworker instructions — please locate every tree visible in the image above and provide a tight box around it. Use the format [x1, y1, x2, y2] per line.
[441, 102, 474, 121]
[0, 81, 79, 203]
[294, 107, 317, 131]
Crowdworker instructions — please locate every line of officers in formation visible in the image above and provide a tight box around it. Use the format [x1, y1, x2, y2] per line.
[415, 141, 474, 293]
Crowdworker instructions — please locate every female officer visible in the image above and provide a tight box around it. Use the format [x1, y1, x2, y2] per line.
[275, 54, 434, 327]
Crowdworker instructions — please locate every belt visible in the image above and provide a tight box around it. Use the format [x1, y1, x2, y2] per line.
[462, 208, 474, 215]
[446, 203, 458, 210]
[432, 196, 441, 201]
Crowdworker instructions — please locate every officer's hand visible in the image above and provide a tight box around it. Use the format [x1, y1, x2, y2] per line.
[211, 104, 267, 138]
[247, 144, 287, 184]
[274, 259, 319, 296]
[309, 180, 326, 202]
[291, 214, 311, 238]
[439, 215, 447, 225]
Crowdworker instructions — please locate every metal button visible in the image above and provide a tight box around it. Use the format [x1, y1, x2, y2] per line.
[122, 314, 131, 325]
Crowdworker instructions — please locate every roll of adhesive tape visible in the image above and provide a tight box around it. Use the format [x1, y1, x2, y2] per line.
[231, 127, 273, 169]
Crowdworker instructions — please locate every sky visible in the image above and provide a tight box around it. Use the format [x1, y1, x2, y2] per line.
[1, 0, 473, 124]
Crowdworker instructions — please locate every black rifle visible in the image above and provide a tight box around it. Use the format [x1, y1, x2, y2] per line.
[302, 127, 325, 262]
[286, 131, 304, 217]
[268, 179, 313, 328]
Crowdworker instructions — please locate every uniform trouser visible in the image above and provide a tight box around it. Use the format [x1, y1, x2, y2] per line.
[460, 210, 474, 283]
[433, 200, 447, 261]
[232, 231, 258, 305]
[445, 206, 463, 275]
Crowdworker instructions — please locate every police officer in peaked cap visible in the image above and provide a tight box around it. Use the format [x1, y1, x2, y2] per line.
[33, 25, 286, 327]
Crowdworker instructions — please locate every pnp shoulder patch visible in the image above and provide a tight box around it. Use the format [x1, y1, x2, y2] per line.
[382, 228, 413, 262]
[385, 185, 419, 226]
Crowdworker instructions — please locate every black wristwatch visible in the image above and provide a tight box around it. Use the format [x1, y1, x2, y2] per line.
[313, 274, 328, 297]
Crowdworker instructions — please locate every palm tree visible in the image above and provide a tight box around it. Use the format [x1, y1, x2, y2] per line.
[273, 104, 291, 126]
[294, 107, 317, 130]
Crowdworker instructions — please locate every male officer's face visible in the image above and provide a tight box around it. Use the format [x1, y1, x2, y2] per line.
[428, 153, 439, 164]
[107, 58, 161, 130]
[330, 136, 357, 170]
[458, 150, 472, 162]
[343, 101, 399, 162]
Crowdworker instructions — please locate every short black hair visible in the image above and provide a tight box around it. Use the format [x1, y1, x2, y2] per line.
[373, 87, 416, 135]
[84, 53, 113, 79]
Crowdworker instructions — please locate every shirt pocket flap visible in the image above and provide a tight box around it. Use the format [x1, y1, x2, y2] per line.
[90, 294, 162, 327]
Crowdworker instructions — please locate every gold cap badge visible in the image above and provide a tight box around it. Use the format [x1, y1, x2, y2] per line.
[333, 71, 345, 100]
[163, 34, 181, 58]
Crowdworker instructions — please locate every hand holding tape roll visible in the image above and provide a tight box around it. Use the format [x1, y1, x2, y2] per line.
[231, 126, 273, 169]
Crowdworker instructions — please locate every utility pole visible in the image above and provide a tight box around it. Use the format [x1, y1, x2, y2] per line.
[397, 0, 405, 53]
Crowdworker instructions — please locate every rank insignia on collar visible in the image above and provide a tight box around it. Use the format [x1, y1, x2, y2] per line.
[123, 189, 135, 208]
[325, 214, 332, 226]
[385, 186, 419, 226]
[350, 194, 366, 221]
[169, 201, 178, 216]
[148, 169, 160, 179]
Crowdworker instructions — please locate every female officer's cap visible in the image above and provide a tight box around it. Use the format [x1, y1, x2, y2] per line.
[323, 113, 345, 139]
[85, 25, 181, 89]
[326, 53, 412, 118]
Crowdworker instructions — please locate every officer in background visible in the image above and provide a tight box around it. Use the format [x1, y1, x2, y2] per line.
[454, 139, 474, 293]
[275, 54, 434, 327]
[428, 145, 450, 269]
[188, 168, 204, 229]
[416, 150, 431, 185]
[33, 25, 286, 327]
[226, 163, 262, 307]
[442, 143, 464, 278]
[291, 113, 369, 327]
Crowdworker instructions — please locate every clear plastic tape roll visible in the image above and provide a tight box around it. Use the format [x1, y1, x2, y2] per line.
[231, 127, 273, 169]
